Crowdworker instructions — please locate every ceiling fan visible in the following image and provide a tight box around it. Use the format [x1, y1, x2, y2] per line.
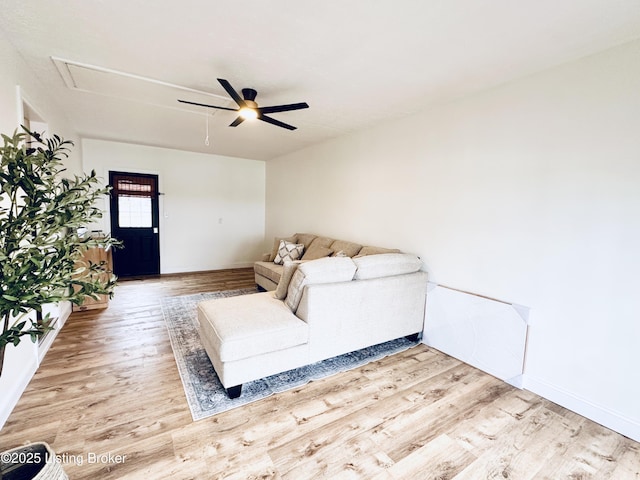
[178, 78, 309, 131]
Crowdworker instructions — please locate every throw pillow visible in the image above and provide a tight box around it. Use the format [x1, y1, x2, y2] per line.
[269, 235, 297, 262]
[274, 240, 304, 265]
[274, 261, 300, 300]
[301, 244, 334, 260]
[306, 236, 334, 250]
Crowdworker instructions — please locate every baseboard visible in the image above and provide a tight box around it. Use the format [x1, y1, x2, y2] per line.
[524, 375, 640, 442]
[0, 342, 38, 430]
[38, 301, 71, 363]
[161, 262, 255, 275]
[1, 303, 72, 430]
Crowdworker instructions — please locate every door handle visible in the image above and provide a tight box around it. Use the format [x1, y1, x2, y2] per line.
[153, 227, 158, 234]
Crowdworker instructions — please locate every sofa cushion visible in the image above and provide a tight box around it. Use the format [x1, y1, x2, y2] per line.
[254, 261, 284, 285]
[198, 292, 308, 362]
[356, 245, 402, 256]
[274, 240, 305, 265]
[330, 239, 362, 258]
[269, 235, 298, 262]
[353, 253, 422, 280]
[294, 233, 318, 250]
[302, 244, 334, 260]
[286, 257, 357, 312]
[301, 236, 334, 260]
[274, 261, 301, 300]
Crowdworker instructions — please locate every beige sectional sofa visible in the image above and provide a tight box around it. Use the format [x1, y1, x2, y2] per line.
[254, 232, 401, 291]
[198, 248, 427, 398]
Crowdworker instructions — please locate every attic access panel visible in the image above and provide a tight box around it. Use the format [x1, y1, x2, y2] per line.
[51, 57, 231, 111]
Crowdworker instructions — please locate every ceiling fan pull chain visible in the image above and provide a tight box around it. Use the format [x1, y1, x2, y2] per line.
[204, 111, 210, 146]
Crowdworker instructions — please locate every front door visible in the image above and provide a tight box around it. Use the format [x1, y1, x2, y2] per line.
[109, 171, 160, 277]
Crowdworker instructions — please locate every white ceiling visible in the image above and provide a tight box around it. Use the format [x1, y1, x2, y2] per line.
[1, 0, 640, 161]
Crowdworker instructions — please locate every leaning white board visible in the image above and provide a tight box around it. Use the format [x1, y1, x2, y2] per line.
[423, 283, 529, 387]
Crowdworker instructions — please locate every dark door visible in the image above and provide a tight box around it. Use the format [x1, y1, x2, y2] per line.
[109, 171, 160, 277]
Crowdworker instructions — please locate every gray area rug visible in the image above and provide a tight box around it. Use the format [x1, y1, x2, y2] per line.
[161, 289, 418, 421]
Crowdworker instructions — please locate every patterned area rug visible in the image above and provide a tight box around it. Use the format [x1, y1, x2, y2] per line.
[161, 289, 418, 421]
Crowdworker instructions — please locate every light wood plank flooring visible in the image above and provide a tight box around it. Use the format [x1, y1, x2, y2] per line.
[1, 269, 638, 479]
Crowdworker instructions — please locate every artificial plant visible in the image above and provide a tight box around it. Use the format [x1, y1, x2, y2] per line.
[0, 128, 118, 376]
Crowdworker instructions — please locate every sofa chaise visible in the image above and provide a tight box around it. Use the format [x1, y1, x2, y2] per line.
[198, 252, 427, 398]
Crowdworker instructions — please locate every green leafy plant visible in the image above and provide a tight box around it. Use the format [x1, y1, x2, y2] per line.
[0, 128, 118, 376]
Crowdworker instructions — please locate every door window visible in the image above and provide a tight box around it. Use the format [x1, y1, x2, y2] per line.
[113, 175, 156, 228]
[118, 196, 152, 228]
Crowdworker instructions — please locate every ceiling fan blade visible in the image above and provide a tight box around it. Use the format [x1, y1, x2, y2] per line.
[217, 78, 246, 108]
[258, 114, 297, 131]
[229, 116, 245, 127]
[177, 99, 238, 111]
[258, 102, 309, 115]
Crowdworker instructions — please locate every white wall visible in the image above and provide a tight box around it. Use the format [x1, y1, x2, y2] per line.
[266, 39, 640, 441]
[0, 31, 81, 174]
[0, 32, 81, 428]
[82, 140, 265, 274]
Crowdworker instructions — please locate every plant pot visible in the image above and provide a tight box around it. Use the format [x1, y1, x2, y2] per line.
[0, 442, 68, 480]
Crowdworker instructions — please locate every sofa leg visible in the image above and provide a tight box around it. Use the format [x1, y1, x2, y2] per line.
[256, 284, 266, 292]
[226, 385, 242, 399]
[405, 332, 422, 342]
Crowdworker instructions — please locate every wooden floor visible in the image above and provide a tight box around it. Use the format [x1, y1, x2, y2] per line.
[1, 269, 638, 479]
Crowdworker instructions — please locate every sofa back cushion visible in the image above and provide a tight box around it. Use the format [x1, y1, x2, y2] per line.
[285, 257, 357, 312]
[294, 233, 318, 250]
[353, 253, 423, 280]
[356, 245, 401, 256]
[301, 236, 334, 260]
[330, 239, 362, 258]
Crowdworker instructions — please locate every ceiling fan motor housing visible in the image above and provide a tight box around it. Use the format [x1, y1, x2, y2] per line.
[242, 88, 258, 102]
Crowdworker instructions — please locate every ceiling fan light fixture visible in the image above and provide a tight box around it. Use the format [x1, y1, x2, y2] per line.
[238, 106, 258, 120]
